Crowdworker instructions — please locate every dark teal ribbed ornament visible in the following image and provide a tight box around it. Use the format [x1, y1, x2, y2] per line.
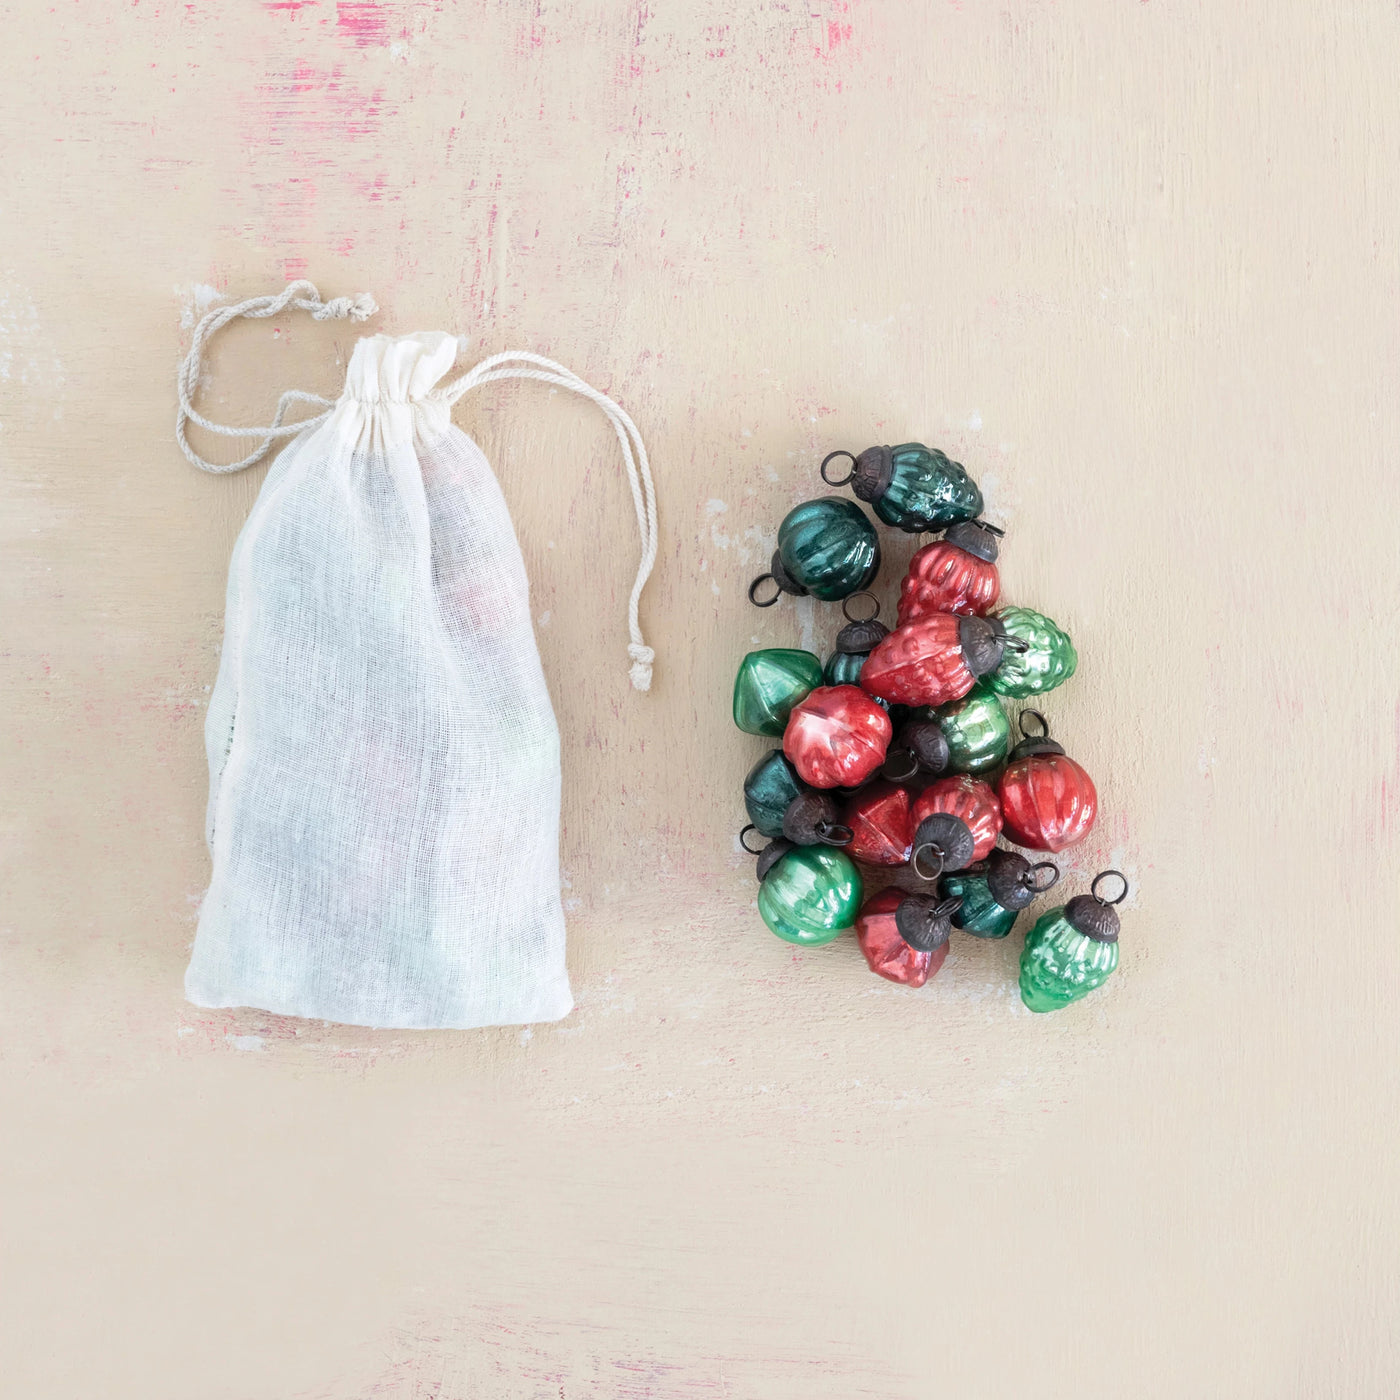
[749, 498, 880, 606]
[743, 750, 805, 839]
[941, 848, 1060, 939]
[822, 443, 983, 534]
[821, 593, 889, 695]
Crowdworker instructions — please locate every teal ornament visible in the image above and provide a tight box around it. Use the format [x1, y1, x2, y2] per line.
[749, 497, 880, 606]
[821, 592, 890, 698]
[1019, 871, 1127, 1012]
[732, 648, 824, 736]
[822, 443, 983, 534]
[941, 847, 1059, 939]
[743, 749, 805, 838]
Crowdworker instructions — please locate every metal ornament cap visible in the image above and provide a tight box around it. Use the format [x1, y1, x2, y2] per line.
[850, 445, 894, 503]
[835, 618, 890, 654]
[985, 847, 1036, 912]
[755, 837, 794, 882]
[900, 719, 951, 775]
[1064, 895, 1120, 943]
[957, 614, 1007, 678]
[912, 812, 977, 875]
[781, 791, 853, 848]
[895, 894, 961, 952]
[768, 548, 806, 597]
[942, 519, 1002, 563]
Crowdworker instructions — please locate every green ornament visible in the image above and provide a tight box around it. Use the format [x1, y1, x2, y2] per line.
[823, 650, 866, 687]
[732, 648, 823, 736]
[750, 498, 880, 605]
[822, 598, 890, 696]
[942, 848, 1059, 939]
[743, 750, 804, 838]
[988, 606, 1077, 699]
[1019, 872, 1127, 1012]
[831, 442, 983, 534]
[757, 845, 862, 946]
[941, 871, 1018, 939]
[931, 682, 1010, 774]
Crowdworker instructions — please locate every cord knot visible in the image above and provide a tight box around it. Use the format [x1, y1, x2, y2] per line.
[627, 643, 655, 692]
[313, 292, 379, 322]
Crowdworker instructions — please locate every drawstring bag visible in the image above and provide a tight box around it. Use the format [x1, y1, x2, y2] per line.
[176, 281, 658, 1030]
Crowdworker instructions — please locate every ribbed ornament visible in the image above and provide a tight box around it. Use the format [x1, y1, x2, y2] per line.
[987, 606, 1077, 698]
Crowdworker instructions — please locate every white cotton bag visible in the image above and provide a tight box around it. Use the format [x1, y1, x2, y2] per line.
[177, 281, 657, 1030]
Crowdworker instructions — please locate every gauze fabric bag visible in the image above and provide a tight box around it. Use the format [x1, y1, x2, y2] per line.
[176, 281, 658, 1030]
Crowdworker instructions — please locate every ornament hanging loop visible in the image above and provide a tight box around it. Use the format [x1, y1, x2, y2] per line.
[818, 822, 855, 848]
[881, 749, 921, 783]
[1026, 861, 1061, 893]
[911, 841, 946, 883]
[1018, 708, 1051, 741]
[820, 450, 857, 487]
[841, 591, 881, 625]
[1091, 869, 1129, 906]
[739, 824, 766, 855]
[748, 574, 781, 608]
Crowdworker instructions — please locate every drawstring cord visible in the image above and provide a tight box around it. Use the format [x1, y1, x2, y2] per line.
[176, 284, 658, 691]
[438, 352, 659, 692]
[176, 279, 378, 474]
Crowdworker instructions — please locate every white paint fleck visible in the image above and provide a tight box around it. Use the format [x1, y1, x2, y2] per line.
[176, 282, 223, 331]
[967, 411, 983, 431]
[226, 1034, 265, 1052]
[518, 1026, 533, 1045]
[537, 610, 552, 627]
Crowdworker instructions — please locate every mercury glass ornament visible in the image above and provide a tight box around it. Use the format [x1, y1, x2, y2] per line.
[929, 682, 1010, 775]
[748, 497, 880, 606]
[987, 606, 1077, 699]
[732, 648, 824, 736]
[897, 520, 1003, 622]
[822, 443, 983, 534]
[822, 592, 890, 691]
[860, 613, 1010, 708]
[941, 848, 1059, 939]
[756, 844, 862, 946]
[742, 749, 805, 839]
[1019, 871, 1127, 1012]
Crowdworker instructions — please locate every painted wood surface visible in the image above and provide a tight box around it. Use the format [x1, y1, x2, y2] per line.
[3, 2, 1398, 1395]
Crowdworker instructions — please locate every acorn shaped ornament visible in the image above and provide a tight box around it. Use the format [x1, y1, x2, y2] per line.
[860, 612, 1019, 710]
[897, 520, 1003, 623]
[822, 443, 982, 534]
[908, 774, 1003, 877]
[1020, 871, 1128, 1012]
[987, 606, 1077, 699]
[749, 498, 880, 606]
[841, 779, 916, 866]
[929, 682, 1011, 775]
[855, 887, 957, 987]
[783, 685, 892, 790]
[822, 593, 890, 691]
[733, 649, 824, 737]
[745, 830, 863, 947]
[941, 848, 1059, 939]
[998, 710, 1098, 852]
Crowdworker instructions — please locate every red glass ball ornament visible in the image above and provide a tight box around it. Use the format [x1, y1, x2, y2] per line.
[855, 888, 950, 987]
[998, 712, 1098, 852]
[783, 684, 892, 790]
[911, 774, 1003, 869]
[859, 613, 1006, 708]
[898, 521, 1002, 623]
[842, 781, 915, 866]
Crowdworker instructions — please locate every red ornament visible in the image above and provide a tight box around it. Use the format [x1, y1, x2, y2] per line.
[998, 711, 1098, 852]
[783, 684, 892, 790]
[911, 774, 1003, 871]
[898, 521, 1002, 623]
[842, 781, 915, 865]
[859, 612, 1006, 708]
[855, 888, 950, 987]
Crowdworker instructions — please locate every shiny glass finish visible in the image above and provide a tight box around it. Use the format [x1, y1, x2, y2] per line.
[911, 775, 1003, 863]
[732, 648, 824, 736]
[898, 540, 1000, 621]
[859, 614, 976, 708]
[940, 871, 1017, 938]
[758, 845, 862, 946]
[999, 751, 1098, 852]
[988, 607, 1077, 699]
[931, 683, 1010, 774]
[743, 750, 804, 839]
[822, 649, 866, 687]
[873, 444, 983, 533]
[855, 888, 948, 986]
[1019, 908, 1119, 1012]
[783, 685, 892, 789]
[776, 497, 880, 601]
[843, 781, 915, 865]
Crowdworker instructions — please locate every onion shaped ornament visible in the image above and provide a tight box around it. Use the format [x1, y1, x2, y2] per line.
[940, 848, 1059, 939]
[744, 830, 863, 947]
[987, 606, 1077, 699]
[908, 774, 1003, 877]
[1019, 870, 1128, 1012]
[732, 648, 824, 737]
[897, 520, 1003, 622]
[822, 443, 983, 534]
[997, 710, 1098, 853]
[860, 612, 1018, 709]
[783, 684, 892, 790]
[748, 497, 880, 607]
[855, 887, 956, 987]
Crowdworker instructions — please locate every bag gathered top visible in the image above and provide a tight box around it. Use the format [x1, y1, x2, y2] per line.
[176, 280, 658, 1031]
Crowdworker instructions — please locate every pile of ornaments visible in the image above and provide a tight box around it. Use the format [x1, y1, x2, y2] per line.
[734, 442, 1128, 1014]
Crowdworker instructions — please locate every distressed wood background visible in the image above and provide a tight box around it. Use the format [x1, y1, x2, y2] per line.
[3, 2, 1398, 1395]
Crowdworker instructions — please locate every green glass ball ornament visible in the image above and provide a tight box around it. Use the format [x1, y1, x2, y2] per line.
[987, 606, 1077, 699]
[748, 498, 880, 606]
[821, 592, 890, 697]
[743, 750, 805, 838]
[941, 848, 1059, 939]
[732, 648, 824, 736]
[930, 681, 1011, 774]
[755, 843, 863, 946]
[821, 443, 983, 534]
[1019, 870, 1128, 1012]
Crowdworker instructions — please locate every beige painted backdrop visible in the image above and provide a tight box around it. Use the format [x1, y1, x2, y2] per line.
[3, 1, 1398, 1395]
